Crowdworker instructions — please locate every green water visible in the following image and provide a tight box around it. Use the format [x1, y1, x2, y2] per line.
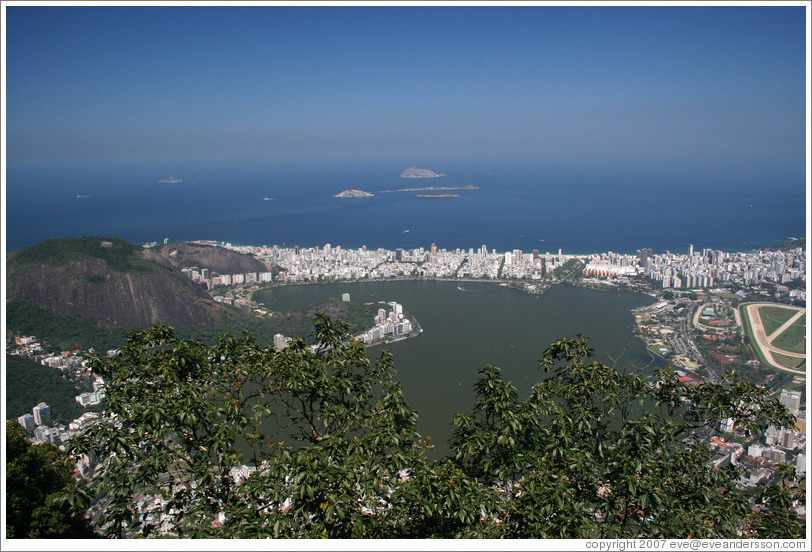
[253, 281, 658, 454]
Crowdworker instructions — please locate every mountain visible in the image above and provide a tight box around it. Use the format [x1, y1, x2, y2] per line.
[153, 241, 269, 275]
[6, 237, 230, 329]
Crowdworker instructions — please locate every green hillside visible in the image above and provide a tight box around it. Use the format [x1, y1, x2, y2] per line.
[5, 354, 98, 426]
[7, 236, 152, 272]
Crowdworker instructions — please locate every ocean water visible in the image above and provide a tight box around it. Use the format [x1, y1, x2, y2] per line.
[4, 158, 806, 255]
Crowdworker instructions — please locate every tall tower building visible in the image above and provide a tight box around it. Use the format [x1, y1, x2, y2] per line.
[32, 402, 51, 426]
[780, 389, 802, 415]
[689, 244, 694, 256]
[18, 414, 35, 432]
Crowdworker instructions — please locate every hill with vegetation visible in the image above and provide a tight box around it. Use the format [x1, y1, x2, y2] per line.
[6, 237, 228, 329]
[6, 299, 128, 352]
[5, 354, 96, 426]
[764, 237, 805, 252]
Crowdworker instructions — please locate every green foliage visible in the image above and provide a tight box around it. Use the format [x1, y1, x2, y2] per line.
[5, 421, 97, 538]
[176, 297, 387, 346]
[8, 236, 152, 273]
[5, 354, 95, 426]
[68, 324, 803, 538]
[548, 258, 584, 281]
[6, 299, 128, 352]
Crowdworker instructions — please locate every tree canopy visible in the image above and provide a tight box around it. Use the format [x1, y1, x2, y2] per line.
[66, 316, 804, 539]
[6, 421, 97, 538]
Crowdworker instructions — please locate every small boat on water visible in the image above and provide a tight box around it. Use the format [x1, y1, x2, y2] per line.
[159, 176, 182, 183]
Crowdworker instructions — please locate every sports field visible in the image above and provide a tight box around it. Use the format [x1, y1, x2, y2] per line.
[740, 303, 806, 374]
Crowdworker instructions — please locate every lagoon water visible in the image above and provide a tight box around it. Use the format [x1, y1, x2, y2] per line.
[253, 280, 657, 454]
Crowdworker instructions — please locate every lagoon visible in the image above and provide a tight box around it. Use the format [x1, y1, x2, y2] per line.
[253, 280, 658, 454]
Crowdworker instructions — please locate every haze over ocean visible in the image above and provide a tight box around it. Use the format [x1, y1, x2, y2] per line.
[3, 158, 806, 255]
[4, 4, 809, 254]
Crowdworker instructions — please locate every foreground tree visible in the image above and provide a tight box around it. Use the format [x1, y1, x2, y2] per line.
[67, 319, 803, 538]
[6, 421, 97, 538]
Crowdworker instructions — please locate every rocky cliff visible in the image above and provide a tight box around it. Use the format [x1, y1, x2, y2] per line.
[152, 242, 269, 275]
[6, 237, 228, 329]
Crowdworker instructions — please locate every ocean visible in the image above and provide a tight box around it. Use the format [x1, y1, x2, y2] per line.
[4, 157, 806, 255]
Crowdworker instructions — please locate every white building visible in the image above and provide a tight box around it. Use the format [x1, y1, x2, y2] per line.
[32, 402, 51, 426]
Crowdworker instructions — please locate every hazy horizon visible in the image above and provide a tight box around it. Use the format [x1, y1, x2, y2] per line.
[4, 4, 808, 185]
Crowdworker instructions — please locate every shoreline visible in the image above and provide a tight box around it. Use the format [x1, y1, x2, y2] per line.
[199, 238, 805, 259]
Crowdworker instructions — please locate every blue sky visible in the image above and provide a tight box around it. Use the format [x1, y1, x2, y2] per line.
[4, 4, 808, 176]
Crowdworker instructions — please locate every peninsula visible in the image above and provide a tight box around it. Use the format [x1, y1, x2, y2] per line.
[334, 189, 374, 198]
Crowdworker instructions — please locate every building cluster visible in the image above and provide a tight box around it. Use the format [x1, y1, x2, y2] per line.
[271, 300, 416, 350]
[17, 402, 57, 444]
[203, 241, 571, 284]
[10, 335, 107, 446]
[356, 302, 414, 345]
[9, 335, 43, 356]
[730, 389, 807, 486]
[584, 244, 806, 297]
[182, 266, 274, 289]
[634, 299, 700, 369]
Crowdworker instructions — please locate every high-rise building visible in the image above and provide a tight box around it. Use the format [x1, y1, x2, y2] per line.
[18, 413, 35, 432]
[273, 334, 291, 350]
[32, 402, 51, 426]
[780, 389, 802, 415]
[779, 428, 795, 449]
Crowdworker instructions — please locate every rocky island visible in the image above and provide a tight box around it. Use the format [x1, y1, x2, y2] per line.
[400, 165, 444, 178]
[334, 189, 374, 198]
[397, 184, 479, 192]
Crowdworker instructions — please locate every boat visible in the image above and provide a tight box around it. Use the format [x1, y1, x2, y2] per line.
[158, 176, 182, 183]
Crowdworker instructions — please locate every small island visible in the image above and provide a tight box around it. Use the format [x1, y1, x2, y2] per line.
[417, 193, 459, 198]
[397, 184, 479, 192]
[400, 166, 445, 178]
[335, 189, 374, 198]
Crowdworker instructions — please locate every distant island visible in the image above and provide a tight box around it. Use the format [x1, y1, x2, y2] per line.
[400, 166, 445, 178]
[397, 184, 479, 192]
[335, 189, 374, 198]
[418, 193, 459, 198]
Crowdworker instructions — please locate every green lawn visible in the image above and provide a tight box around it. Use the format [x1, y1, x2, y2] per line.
[771, 352, 805, 371]
[758, 306, 798, 337]
[771, 313, 806, 355]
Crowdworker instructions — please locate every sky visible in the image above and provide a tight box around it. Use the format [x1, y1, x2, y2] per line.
[3, 2, 809, 177]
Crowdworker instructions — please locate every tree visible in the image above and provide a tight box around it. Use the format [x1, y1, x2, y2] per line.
[5, 421, 97, 538]
[67, 320, 803, 538]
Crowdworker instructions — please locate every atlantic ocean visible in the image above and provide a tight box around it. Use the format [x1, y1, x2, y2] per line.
[5, 157, 806, 255]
